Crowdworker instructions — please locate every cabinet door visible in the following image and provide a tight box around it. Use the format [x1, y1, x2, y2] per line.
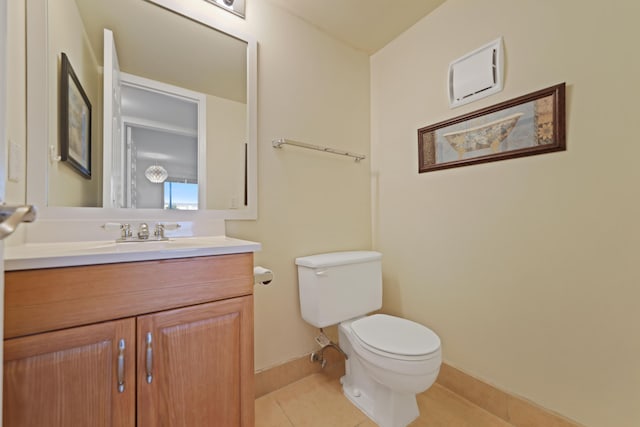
[137, 296, 254, 427]
[3, 318, 136, 427]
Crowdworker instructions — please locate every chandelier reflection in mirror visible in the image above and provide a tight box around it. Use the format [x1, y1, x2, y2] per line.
[205, 0, 246, 18]
[145, 164, 169, 183]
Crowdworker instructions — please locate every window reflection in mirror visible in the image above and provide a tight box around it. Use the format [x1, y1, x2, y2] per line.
[164, 180, 199, 211]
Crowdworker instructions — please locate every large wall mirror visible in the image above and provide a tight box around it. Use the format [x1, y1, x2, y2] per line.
[26, 0, 257, 220]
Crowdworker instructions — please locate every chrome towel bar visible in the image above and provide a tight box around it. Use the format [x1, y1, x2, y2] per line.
[272, 138, 366, 162]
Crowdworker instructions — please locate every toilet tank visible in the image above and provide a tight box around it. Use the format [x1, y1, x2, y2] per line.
[295, 251, 382, 328]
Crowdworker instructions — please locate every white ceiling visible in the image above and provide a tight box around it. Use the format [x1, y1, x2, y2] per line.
[74, 0, 247, 103]
[265, 0, 447, 54]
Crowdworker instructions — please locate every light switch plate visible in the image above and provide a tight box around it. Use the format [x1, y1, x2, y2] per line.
[8, 140, 23, 182]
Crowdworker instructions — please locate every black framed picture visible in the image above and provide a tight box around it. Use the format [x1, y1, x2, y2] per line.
[60, 52, 92, 179]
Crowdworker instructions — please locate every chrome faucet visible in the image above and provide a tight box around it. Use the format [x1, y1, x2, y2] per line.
[121, 224, 133, 240]
[154, 223, 180, 240]
[154, 223, 166, 239]
[104, 221, 179, 243]
[137, 223, 150, 240]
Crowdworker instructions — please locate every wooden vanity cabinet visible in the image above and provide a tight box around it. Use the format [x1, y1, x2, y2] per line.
[4, 318, 136, 426]
[3, 253, 255, 427]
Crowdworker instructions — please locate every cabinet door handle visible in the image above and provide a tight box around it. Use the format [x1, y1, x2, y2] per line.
[117, 339, 125, 393]
[145, 332, 153, 384]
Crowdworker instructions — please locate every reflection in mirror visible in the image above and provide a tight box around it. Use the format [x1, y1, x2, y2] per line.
[28, 0, 255, 217]
[115, 72, 203, 210]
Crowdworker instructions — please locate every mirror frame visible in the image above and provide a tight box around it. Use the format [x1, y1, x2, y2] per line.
[26, 0, 257, 221]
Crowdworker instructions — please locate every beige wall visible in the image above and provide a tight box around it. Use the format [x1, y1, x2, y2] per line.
[225, 0, 372, 371]
[47, 0, 102, 207]
[371, 1, 640, 426]
[206, 94, 246, 210]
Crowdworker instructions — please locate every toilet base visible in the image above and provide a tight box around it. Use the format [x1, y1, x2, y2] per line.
[338, 318, 441, 427]
[342, 374, 419, 427]
[340, 341, 420, 427]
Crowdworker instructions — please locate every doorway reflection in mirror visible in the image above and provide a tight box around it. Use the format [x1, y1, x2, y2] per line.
[118, 77, 201, 210]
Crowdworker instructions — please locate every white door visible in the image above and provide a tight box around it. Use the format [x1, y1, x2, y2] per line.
[1, 2, 37, 422]
[102, 28, 123, 208]
[0, 0, 8, 419]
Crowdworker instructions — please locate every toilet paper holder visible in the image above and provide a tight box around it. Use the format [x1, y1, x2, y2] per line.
[253, 266, 273, 285]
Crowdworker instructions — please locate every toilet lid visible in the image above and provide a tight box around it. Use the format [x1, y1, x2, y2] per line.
[351, 314, 440, 357]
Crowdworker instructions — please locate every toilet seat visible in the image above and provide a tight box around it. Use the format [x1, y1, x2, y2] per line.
[351, 314, 440, 360]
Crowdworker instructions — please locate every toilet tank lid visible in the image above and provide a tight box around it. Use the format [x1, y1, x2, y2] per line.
[295, 251, 381, 268]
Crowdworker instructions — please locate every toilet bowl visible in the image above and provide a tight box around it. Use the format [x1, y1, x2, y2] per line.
[339, 314, 441, 427]
[295, 251, 442, 427]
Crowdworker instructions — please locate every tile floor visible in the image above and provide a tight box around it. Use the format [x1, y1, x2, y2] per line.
[255, 373, 513, 427]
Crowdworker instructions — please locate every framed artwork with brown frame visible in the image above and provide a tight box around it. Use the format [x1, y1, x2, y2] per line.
[418, 83, 565, 173]
[60, 52, 92, 179]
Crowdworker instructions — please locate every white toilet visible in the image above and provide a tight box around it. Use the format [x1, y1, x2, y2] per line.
[295, 251, 442, 427]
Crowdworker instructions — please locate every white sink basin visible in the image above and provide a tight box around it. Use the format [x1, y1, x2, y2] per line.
[5, 236, 261, 270]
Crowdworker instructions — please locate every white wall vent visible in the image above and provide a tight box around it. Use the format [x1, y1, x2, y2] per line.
[448, 37, 504, 108]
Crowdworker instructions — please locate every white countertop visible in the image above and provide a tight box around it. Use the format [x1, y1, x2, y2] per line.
[5, 236, 261, 271]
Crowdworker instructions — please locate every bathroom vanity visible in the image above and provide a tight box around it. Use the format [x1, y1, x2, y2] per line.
[7, 0, 261, 423]
[3, 240, 258, 426]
